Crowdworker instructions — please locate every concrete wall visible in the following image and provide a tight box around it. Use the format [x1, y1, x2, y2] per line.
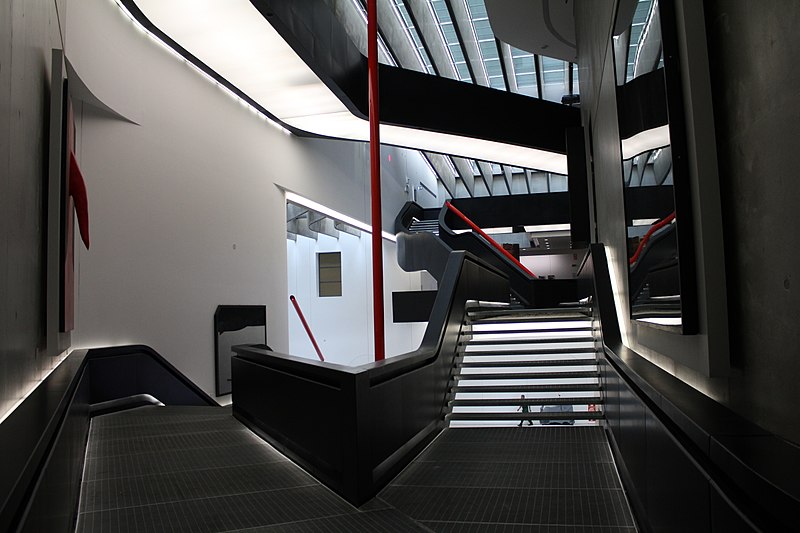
[575, 0, 799, 444]
[0, 0, 68, 420]
[705, 0, 800, 443]
[65, 0, 436, 397]
[576, 0, 725, 389]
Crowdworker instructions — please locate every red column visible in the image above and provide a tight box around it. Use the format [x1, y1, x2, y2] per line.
[368, 0, 385, 361]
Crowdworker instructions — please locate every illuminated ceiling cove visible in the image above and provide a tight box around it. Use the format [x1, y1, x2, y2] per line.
[126, 0, 569, 173]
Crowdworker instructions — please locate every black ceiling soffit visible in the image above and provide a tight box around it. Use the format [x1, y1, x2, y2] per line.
[251, 0, 580, 154]
[125, 0, 580, 155]
[616, 67, 668, 140]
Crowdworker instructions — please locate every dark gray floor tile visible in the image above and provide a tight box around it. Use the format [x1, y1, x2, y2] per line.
[78, 408, 635, 532]
[80, 461, 316, 512]
[90, 414, 243, 441]
[436, 427, 607, 445]
[76, 485, 356, 533]
[86, 428, 257, 458]
[84, 441, 287, 481]
[422, 522, 637, 532]
[92, 406, 231, 427]
[224, 508, 433, 532]
[416, 441, 613, 464]
[391, 461, 622, 490]
[381, 486, 635, 527]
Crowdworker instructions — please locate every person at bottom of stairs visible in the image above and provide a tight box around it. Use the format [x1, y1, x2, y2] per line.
[517, 395, 534, 426]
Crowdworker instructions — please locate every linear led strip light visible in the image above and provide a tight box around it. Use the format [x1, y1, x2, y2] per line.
[129, 0, 568, 174]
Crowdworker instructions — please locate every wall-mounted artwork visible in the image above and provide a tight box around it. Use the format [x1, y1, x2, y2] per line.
[60, 87, 76, 332]
[46, 49, 91, 347]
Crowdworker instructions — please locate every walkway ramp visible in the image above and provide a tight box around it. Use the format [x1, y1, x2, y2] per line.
[381, 426, 636, 531]
[76, 406, 427, 532]
[76, 404, 636, 531]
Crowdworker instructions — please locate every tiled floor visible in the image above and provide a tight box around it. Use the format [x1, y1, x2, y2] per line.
[76, 408, 636, 532]
[379, 426, 637, 532]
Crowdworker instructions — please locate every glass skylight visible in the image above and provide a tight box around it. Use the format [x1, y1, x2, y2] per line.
[464, 0, 506, 90]
[391, 0, 436, 74]
[469, 159, 481, 175]
[627, 0, 654, 81]
[509, 46, 538, 97]
[347, 0, 397, 66]
[429, 0, 472, 82]
[540, 56, 570, 103]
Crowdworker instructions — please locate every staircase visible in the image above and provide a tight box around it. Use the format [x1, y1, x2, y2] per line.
[447, 304, 603, 427]
[408, 217, 439, 236]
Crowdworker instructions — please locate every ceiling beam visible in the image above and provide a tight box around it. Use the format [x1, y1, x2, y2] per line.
[476, 161, 495, 196]
[407, 0, 457, 80]
[451, 156, 476, 197]
[376, 0, 433, 73]
[423, 151, 458, 199]
[501, 165, 513, 195]
[495, 37, 511, 92]
[441, 0, 477, 82]
[393, 0, 441, 75]
[448, 0, 489, 86]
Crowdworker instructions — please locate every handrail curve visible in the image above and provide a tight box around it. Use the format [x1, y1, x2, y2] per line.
[628, 211, 676, 265]
[444, 201, 537, 278]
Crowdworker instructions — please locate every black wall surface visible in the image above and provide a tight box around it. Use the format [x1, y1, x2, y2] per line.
[588, 245, 798, 532]
[566, 127, 591, 247]
[448, 193, 571, 230]
[246, 0, 580, 152]
[233, 252, 510, 505]
[0, 0, 68, 422]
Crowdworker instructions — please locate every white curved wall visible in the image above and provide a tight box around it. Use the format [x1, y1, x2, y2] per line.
[67, 0, 434, 396]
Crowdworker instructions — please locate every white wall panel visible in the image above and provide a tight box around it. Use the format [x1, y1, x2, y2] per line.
[67, 0, 433, 395]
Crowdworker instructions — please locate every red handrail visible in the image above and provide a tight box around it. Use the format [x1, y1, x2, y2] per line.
[628, 211, 676, 265]
[289, 295, 325, 361]
[444, 201, 537, 278]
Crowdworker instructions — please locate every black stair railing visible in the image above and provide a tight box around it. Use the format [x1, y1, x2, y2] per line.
[232, 251, 510, 505]
[437, 203, 586, 308]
